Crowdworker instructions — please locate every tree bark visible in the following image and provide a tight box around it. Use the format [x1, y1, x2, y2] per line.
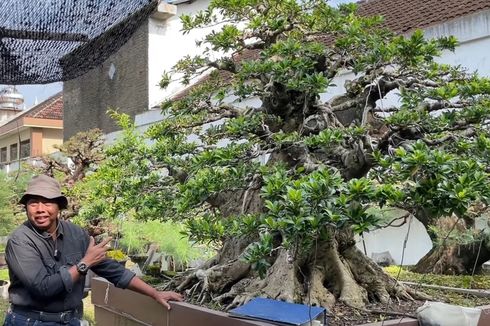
[413, 239, 490, 275]
[413, 215, 490, 275]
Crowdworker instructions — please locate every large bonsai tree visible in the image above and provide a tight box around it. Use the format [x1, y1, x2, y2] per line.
[81, 0, 490, 309]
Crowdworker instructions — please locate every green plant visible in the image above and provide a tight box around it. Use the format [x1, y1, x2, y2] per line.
[0, 171, 30, 236]
[0, 298, 9, 323]
[106, 249, 128, 262]
[82, 296, 95, 325]
[384, 266, 490, 289]
[384, 266, 490, 307]
[0, 269, 8, 281]
[119, 220, 213, 266]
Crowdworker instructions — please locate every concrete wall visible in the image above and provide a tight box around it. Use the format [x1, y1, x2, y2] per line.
[63, 21, 150, 139]
[148, 0, 215, 108]
[355, 216, 433, 265]
[42, 128, 63, 154]
[427, 9, 490, 77]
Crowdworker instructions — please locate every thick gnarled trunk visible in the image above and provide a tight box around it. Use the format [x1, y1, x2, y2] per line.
[174, 230, 425, 310]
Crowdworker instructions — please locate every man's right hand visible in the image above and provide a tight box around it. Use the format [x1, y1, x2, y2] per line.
[82, 236, 112, 267]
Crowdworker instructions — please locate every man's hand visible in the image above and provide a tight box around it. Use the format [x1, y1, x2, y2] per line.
[82, 236, 112, 267]
[127, 277, 184, 310]
[153, 291, 184, 310]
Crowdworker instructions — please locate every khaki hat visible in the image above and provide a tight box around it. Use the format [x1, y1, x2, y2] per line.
[19, 175, 68, 209]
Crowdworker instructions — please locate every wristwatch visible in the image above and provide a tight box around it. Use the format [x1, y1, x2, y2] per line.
[76, 261, 89, 275]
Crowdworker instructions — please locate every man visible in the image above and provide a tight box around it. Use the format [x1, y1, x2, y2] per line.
[3, 175, 183, 325]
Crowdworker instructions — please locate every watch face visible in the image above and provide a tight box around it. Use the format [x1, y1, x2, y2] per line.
[77, 262, 89, 274]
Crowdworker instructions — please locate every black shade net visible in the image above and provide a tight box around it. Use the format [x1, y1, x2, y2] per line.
[0, 0, 158, 84]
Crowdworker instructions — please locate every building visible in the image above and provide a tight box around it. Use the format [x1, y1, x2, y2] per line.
[0, 92, 63, 173]
[63, 0, 215, 139]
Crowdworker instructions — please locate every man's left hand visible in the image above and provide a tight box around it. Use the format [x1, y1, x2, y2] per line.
[154, 291, 184, 310]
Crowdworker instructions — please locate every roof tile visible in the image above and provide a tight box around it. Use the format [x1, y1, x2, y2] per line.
[357, 0, 490, 34]
[25, 92, 63, 120]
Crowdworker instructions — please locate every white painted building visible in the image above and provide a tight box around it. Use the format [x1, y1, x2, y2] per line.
[148, 1, 219, 108]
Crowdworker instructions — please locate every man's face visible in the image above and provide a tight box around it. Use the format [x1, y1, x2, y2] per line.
[26, 196, 60, 233]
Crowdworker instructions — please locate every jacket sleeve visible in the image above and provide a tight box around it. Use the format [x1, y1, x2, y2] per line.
[90, 259, 135, 288]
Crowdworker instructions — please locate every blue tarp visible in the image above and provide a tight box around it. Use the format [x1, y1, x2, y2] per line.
[229, 298, 327, 325]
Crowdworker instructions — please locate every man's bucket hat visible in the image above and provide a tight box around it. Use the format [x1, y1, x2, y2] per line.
[19, 175, 68, 209]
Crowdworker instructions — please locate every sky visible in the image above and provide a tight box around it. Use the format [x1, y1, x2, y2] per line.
[4, 0, 355, 110]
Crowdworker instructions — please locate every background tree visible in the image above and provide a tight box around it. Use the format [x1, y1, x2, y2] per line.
[34, 129, 105, 220]
[81, 0, 490, 309]
[0, 172, 29, 236]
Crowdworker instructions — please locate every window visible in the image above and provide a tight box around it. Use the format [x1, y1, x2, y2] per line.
[20, 140, 30, 159]
[10, 143, 18, 161]
[0, 147, 6, 162]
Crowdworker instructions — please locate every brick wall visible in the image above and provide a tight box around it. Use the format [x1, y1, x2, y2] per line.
[63, 21, 149, 140]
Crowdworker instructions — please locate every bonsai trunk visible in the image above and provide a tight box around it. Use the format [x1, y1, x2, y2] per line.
[172, 168, 426, 309]
[174, 229, 424, 310]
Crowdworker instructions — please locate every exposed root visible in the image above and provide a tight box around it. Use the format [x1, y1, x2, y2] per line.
[176, 258, 250, 304]
[213, 278, 253, 304]
[322, 243, 367, 308]
[225, 249, 303, 310]
[172, 233, 428, 312]
[342, 245, 414, 303]
[260, 250, 302, 302]
[342, 244, 432, 303]
[307, 266, 336, 308]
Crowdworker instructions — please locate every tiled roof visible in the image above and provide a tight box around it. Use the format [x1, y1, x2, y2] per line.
[357, 0, 490, 34]
[0, 92, 63, 136]
[25, 92, 63, 120]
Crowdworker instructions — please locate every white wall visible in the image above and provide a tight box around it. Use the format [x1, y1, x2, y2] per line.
[148, 0, 213, 108]
[355, 216, 433, 265]
[104, 109, 168, 144]
[426, 9, 490, 77]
